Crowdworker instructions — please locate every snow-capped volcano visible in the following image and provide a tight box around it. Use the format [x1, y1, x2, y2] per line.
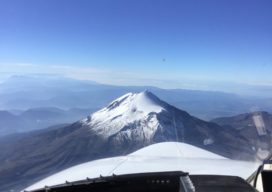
[82, 91, 167, 139]
[77, 91, 254, 160]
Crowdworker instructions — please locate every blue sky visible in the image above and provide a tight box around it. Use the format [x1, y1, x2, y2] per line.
[0, 0, 271, 90]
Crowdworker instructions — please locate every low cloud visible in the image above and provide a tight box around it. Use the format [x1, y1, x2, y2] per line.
[0, 63, 164, 86]
[0, 63, 107, 81]
[1, 63, 272, 97]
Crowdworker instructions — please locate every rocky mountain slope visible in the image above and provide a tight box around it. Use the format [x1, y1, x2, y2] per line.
[212, 111, 272, 160]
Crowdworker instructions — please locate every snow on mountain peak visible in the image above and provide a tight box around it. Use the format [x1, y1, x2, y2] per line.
[109, 91, 164, 111]
[82, 91, 166, 138]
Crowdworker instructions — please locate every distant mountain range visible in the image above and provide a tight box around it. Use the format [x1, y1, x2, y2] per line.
[0, 91, 259, 192]
[0, 107, 97, 136]
[1, 75, 272, 120]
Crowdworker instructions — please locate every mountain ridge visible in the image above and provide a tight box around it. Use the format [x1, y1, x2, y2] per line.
[2, 75, 272, 120]
[0, 107, 97, 136]
[211, 111, 272, 159]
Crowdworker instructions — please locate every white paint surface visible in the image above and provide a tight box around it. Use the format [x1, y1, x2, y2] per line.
[24, 142, 259, 191]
